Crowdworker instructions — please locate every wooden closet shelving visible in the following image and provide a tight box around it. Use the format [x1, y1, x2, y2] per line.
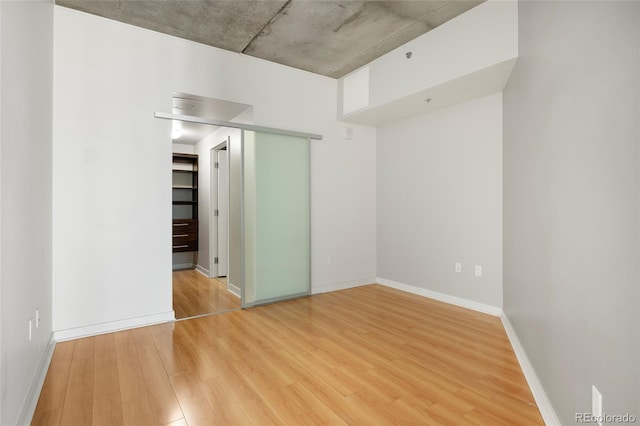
[172, 153, 198, 253]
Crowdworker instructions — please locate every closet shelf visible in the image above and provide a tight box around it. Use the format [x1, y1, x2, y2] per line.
[173, 153, 198, 254]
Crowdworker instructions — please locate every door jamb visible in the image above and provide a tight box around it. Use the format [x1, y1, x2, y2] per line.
[210, 137, 229, 278]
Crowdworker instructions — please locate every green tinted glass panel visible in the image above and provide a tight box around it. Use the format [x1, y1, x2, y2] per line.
[243, 131, 310, 305]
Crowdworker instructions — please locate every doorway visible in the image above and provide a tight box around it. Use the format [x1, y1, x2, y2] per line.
[170, 93, 248, 319]
[211, 141, 228, 279]
[165, 92, 316, 319]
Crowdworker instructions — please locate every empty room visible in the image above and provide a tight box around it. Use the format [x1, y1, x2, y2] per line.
[1, 0, 638, 425]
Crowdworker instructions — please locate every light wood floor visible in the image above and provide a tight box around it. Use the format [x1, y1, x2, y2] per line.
[32, 284, 543, 425]
[173, 270, 240, 319]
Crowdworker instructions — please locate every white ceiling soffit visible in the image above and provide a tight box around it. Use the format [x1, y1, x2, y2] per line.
[342, 59, 517, 126]
[171, 93, 252, 145]
[55, 0, 485, 78]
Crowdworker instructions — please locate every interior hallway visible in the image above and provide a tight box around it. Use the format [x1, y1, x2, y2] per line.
[32, 285, 543, 425]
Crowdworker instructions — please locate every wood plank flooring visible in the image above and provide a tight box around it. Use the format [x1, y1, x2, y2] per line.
[33, 284, 544, 425]
[173, 270, 240, 319]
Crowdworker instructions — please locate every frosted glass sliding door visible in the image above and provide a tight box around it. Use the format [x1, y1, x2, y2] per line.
[242, 130, 310, 306]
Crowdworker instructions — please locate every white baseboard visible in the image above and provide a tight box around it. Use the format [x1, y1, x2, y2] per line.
[375, 278, 558, 424]
[311, 277, 376, 295]
[18, 333, 56, 426]
[228, 282, 241, 298]
[375, 277, 502, 316]
[54, 310, 175, 341]
[195, 264, 210, 277]
[501, 313, 561, 426]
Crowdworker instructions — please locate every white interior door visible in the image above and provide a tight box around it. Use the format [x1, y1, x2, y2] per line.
[217, 149, 229, 276]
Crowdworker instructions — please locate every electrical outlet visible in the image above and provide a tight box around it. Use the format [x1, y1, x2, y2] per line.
[28, 320, 32, 341]
[475, 265, 482, 277]
[455, 262, 462, 273]
[36, 309, 40, 328]
[592, 385, 603, 425]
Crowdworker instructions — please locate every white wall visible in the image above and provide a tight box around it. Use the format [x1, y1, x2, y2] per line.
[195, 125, 242, 278]
[377, 94, 502, 308]
[52, 6, 377, 336]
[1, 0, 54, 424]
[1, 2, 3, 418]
[194, 108, 252, 279]
[313, 122, 377, 292]
[503, 2, 639, 422]
[171, 143, 194, 154]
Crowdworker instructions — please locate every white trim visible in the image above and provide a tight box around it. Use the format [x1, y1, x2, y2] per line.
[195, 264, 209, 277]
[501, 313, 561, 426]
[210, 144, 219, 279]
[54, 311, 175, 341]
[311, 277, 375, 295]
[18, 333, 56, 426]
[376, 277, 502, 316]
[210, 138, 230, 280]
[228, 282, 241, 298]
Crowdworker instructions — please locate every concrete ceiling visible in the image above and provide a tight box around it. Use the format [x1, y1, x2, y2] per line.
[56, 0, 484, 78]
